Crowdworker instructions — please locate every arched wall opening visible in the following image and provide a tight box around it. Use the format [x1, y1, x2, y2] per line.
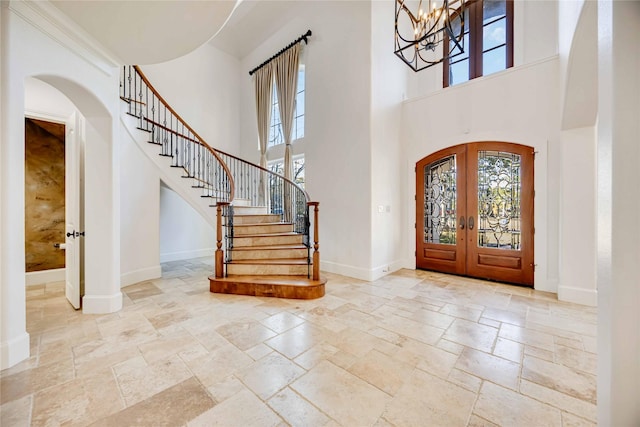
[1, 3, 122, 367]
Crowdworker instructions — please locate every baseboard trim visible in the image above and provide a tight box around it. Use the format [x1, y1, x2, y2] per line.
[26, 268, 65, 286]
[320, 259, 410, 282]
[558, 285, 597, 307]
[160, 248, 214, 263]
[120, 265, 162, 288]
[0, 332, 31, 370]
[82, 292, 123, 314]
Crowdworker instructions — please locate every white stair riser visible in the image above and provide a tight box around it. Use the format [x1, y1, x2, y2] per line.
[226, 263, 309, 275]
[233, 235, 303, 247]
[234, 223, 294, 235]
[230, 248, 308, 260]
[231, 214, 281, 225]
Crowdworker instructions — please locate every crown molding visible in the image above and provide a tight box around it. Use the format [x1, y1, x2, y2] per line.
[8, 0, 122, 76]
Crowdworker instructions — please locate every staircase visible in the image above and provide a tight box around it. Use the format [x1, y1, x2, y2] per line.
[120, 66, 325, 299]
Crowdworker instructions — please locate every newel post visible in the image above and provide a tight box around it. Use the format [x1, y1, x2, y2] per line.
[308, 202, 320, 280]
[215, 202, 229, 278]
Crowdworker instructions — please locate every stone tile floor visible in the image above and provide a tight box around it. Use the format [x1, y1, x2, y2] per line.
[1, 257, 598, 426]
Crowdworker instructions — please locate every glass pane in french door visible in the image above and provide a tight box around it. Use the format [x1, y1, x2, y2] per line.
[424, 155, 457, 245]
[477, 150, 522, 250]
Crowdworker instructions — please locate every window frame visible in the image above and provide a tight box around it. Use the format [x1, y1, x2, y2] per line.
[443, 0, 514, 88]
[267, 64, 305, 148]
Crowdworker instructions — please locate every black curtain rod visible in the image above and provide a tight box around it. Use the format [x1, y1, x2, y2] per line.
[248, 30, 312, 76]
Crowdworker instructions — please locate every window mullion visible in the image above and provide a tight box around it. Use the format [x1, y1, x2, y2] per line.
[471, 0, 483, 80]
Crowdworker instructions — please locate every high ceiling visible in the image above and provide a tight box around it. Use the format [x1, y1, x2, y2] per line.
[209, 0, 305, 59]
[51, 0, 237, 65]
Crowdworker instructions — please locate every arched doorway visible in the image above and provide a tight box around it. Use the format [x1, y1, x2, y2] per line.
[416, 142, 534, 286]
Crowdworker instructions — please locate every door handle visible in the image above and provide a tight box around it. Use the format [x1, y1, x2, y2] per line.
[468, 216, 474, 230]
[459, 216, 465, 229]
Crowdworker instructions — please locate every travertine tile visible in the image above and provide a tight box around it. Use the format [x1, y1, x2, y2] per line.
[268, 387, 330, 427]
[216, 319, 277, 351]
[382, 368, 476, 426]
[294, 343, 340, 370]
[554, 344, 597, 375]
[348, 349, 413, 395]
[482, 307, 526, 326]
[0, 358, 74, 405]
[443, 318, 498, 353]
[474, 382, 562, 426]
[291, 360, 390, 426]
[493, 337, 523, 363]
[31, 369, 123, 426]
[456, 347, 520, 390]
[261, 311, 305, 334]
[2, 258, 600, 427]
[0, 395, 32, 427]
[522, 355, 597, 403]
[187, 344, 253, 387]
[187, 389, 282, 427]
[236, 352, 305, 399]
[520, 379, 597, 422]
[447, 368, 482, 393]
[561, 411, 597, 427]
[439, 303, 482, 322]
[467, 414, 500, 427]
[206, 375, 246, 404]
[499, 323, 555, 351]
[92, 377, 213, 426]
[115, 355, 192, 406]
[265, 322, 327, 359]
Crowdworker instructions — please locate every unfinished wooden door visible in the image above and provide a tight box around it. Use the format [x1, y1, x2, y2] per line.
[416, 142, 534, 286]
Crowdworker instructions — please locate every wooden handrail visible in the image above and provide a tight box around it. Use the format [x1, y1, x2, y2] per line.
[133, 65, 235, 202]
[145, 117, 310, 202]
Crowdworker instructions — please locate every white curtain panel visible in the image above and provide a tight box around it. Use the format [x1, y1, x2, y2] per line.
[254, 63, 273, 205]
[273, 43, 301, 182]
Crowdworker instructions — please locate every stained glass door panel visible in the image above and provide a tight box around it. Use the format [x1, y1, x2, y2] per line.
[466, 142, 534, 285]
[416, 142, 534, 286]
[416, 145, 467, 275]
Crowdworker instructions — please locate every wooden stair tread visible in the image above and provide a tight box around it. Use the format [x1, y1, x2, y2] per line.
[209, 275, 326, 299]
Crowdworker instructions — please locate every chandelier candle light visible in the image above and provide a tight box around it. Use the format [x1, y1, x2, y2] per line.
[395, 0, 466, 72]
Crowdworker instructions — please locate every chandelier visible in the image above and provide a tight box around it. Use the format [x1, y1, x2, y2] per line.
[394, 0, 466, 72]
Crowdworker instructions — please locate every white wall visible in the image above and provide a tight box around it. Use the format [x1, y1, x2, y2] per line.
[239, 1, 375, 279]
[406, 1, 559, 101]
[370, 0, 408, 278]
[597, 1, 640, 424]
[119, 128, 161, 287]
[402, 57, 561, 293]
[559, 126, 596, 305]
[160, 184, 215, 263]
[1, 0, 122, 369]
[142, 43, 242, 156]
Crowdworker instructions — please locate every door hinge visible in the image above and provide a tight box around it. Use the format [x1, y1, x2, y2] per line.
[530, 263, 537, 271]
[415, 250, 417, 256]
[414, 223, 416, 229]
[414, 194, 417, 201]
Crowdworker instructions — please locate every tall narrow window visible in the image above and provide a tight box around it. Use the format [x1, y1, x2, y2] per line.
[268, 65, 305, 147]
[444, 0, 513, 87]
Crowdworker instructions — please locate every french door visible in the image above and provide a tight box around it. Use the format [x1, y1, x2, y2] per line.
[416, 142, 534, 286]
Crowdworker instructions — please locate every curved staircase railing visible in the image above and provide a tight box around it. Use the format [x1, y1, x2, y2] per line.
[120, 66, 320, 280]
